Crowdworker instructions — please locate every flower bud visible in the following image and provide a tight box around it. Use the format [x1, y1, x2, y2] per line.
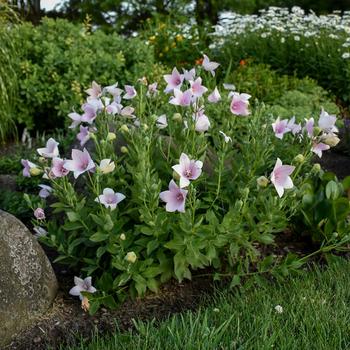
[125, 251, 137, 263]
[294, 154, 305, 164]
[120, 146, 128, 154]
[257, 176, 269, 188]
[143, 124, 149, 131]
[119, 125, 129, 133]
[322, 134, 340, 147]
[312, 163, 321, 173]
[120, 233, 126, 241]
[172, 113, 182, 123]
[313, 126, 322, 135]
[107, 132, 116, 141]
[29, 167, 42, 176]
[38, 157, 47, 164]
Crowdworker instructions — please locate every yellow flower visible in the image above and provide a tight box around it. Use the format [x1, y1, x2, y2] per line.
[176, 34, 183, 42]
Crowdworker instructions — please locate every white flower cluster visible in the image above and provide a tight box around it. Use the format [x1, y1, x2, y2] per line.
[211, 6, 350, 59]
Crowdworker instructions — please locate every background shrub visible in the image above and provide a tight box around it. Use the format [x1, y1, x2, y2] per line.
[12, 18, 156, 133]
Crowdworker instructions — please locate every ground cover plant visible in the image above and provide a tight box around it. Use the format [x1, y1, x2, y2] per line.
[213, 6, 350, 103]
[20, 54, 350, 314]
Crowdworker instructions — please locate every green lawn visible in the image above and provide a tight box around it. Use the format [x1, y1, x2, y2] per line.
[68, 259, 350, 350]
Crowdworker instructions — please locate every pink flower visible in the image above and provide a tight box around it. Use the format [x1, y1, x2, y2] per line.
[287, 116, 302, 135]
[68, 112, 83, 129]
[105, 99, 121, 115]
[37, 138, 59, 158]
[193, 107, 210, 132]
[270, 158, 295, 198]
[81, 102, 97, 124]
[318, 108, 338, 134]
[304, 118, 314, 137]
[85, 81, 102, 99]
[63, 148, 95, 179]
[312, 142, 330, 158]
[182, 68, 196, 81]
[202, 54, 220, 76]
[272, 117, 290, 139]
[21, 159, 37, 177]
[169, 88, 192, 107]
[104, 82, 123, 97]
[230, 93, 251, 116]
[172, 153, 203, 188]
[147, 82, 159, 97]
[120, 106, 135, 118]
[69, 276, 97, 300]
[50, 158, 69, 178]
[156, 114, 168, 129]
[190, 77, 208, 98]
[77, 125, 90, 147]
[208, 87, 221, 103]
[95, 188, 125, 210]
[159, 179, 188, 212]
[123, 85, 137, 100]
[39, 184, 53, 198]
[34, 208, 45, 220]
[164, 68, 184, 93]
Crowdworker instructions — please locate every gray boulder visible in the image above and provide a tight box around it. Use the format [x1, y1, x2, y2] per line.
[0, 210, 58, 348]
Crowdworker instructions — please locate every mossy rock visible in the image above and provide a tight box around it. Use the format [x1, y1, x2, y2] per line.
[0, 210, 58, 348]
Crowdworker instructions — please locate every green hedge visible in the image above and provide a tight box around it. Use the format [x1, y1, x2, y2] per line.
[13, 18, 155, 132]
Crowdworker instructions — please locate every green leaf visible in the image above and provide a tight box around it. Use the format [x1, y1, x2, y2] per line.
[67, 211, 80, 222]
[229, 275, 241, 289]
[326, 181, 340, 200]
[102, 295, 118, 310]
[90, 232, 109, 242]
[62, 221, 84, 231]
[98, 272, 113, 292]
[89, 299, 100, 315]
[147, 240, 159, 255]
[103, 214, 114, 231]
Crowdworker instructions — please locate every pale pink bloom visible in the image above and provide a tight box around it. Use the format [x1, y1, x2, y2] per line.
[223, 83, 235, 90]
[123, 85, 137, 100]
[219, 131, 232, 143]
[21, 159, 37, 177]
[105, 100, 121, 115]
[208, 87, 221, 103]
[304, 118, 314, 137]
[37, 138, 59, 158]
[172, 153, 203, 188]
[287, 116, 302, 135]
[51, 158, 69, 178]
[77, 126, 90, 147]
[270, 158, 295, 198]
[34, 208, 45, 220]
[312, 142, 330, 158]
[156, 114, 168, 129]
[87, 97, 104, 111]
[147, 82, 159, 97]
[190, 77, 208, 98]
[63, 148, 95, 179]
[104, 82, 123, 97]
[39, 184, 53, 198]
[164, 67, 184, 93]
[318, 108, 338, 134]
[272, 117, 290, 139]
[95, 188, 125, 210]
[81, 102, 97, 124]
[69, 276, 97, 300]
[68, 112, 83, 129]
[202, 54, 220, 76]
[230, 93, 251, 116]
[169, 88, 192, 107]
[159, 179, 188, 213]
[193, 108, 210, 132]
[120, 106, 135, 118]
[182, 68, 196, 81]
[85, 81, 102, 99]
